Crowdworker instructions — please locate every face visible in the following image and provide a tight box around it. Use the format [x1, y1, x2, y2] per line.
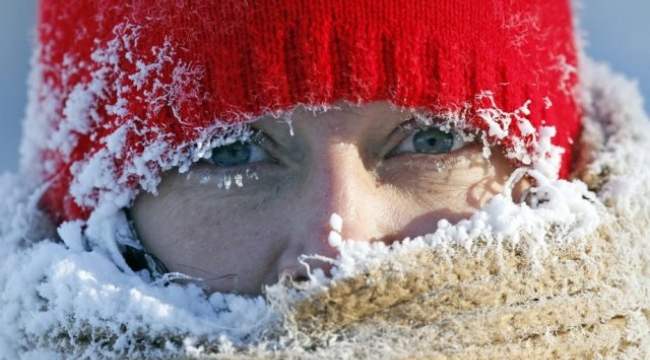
[131, 101, 516, 295]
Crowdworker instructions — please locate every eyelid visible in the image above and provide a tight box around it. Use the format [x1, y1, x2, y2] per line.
[251, 126, 307, 166]
[398, 117, 426, 131]
[225, 129, 280, 159]
[379, 117, 421, 157]
[250, 130, 288, 164]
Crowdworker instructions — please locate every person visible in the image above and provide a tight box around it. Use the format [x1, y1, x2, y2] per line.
[1, 0, 650, 359]
[33, 0, 582, 295]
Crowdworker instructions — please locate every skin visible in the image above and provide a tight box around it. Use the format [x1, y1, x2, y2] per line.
[131, 101, 518, 295]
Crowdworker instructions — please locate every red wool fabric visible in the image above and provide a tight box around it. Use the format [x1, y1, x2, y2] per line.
[35, 0, 581, 222]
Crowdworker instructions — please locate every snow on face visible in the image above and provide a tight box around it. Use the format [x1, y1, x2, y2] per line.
[129, 101, 522, 295]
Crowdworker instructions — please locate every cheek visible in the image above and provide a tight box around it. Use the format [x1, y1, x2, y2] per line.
[375, 147, 514, 238]
[130, 177, 289, 294]
[382, 149, 509, 209]
[129, 144, 517, 293]
[450, 161, 511, 209]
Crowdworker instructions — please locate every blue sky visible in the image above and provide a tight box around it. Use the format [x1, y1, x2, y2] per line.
[1, 1, 649, 172]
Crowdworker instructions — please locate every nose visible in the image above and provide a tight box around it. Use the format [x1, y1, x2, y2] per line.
[274, 141, 392, 281]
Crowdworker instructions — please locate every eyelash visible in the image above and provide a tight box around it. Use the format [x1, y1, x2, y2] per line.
[396, 117, 459, 137]
[201, 129, 269, 166]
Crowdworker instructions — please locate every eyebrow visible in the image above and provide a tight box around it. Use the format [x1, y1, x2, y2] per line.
[250, 104, 420, 142]
[250, 116, 297, 146]
[346, 103, 418, 126]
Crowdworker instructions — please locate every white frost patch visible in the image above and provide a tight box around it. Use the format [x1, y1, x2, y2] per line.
[552, 55, 579, 96]
[57, 220, 86, 252]
[327, 213, 344, 247]
[530, 126, 565, 179]
[474, 91, 563, 178]
[328, 231, 343, 248]
[20, 43, 65, 180]
[579, 56, 650, 218]
[329, 213, 343, 233]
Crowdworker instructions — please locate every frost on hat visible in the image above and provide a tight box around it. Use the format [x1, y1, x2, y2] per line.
[21, 0, 581, 222]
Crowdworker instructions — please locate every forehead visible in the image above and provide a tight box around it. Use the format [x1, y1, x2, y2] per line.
[252, 101, 418, 132]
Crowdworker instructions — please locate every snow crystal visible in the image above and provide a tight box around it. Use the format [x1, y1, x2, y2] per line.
[57, 220, 86, 252]
[474, 92, 563, 177]
[223, 174, 233, 190]
[20, 44, 63, 181]
[234, 174, 244, 188]
[328, 230, 343, 248]
[329, 213, 343, 233]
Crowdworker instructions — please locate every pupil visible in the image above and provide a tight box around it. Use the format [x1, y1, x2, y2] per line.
[211, 142, 252, 167]
[413, 128, 454, 154]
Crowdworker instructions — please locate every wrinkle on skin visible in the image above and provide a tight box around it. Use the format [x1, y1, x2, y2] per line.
[131, 101, 520, 295]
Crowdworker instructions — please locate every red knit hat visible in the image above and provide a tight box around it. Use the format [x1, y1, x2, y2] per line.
[23, 0, 581, 222]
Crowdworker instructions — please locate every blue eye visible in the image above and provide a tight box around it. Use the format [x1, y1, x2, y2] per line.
[209, 141, 268, 167]
[393, 126, 466, 155]
[413, 127, 454, 154]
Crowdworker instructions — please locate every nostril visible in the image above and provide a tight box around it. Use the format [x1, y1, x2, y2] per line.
[293, 274, 310, 282]
[278, 268, 310, 284]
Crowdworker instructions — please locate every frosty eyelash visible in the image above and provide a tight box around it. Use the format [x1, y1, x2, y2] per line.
[385, 116, 471, 158]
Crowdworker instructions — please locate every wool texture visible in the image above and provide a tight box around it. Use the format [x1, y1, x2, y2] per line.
[27, 0, 581, 222]
[2, 58, 649, 359]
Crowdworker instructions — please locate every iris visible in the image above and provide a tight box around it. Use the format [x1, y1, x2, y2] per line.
[211, 142, 252, 167]
[412, 127, 455, 154]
